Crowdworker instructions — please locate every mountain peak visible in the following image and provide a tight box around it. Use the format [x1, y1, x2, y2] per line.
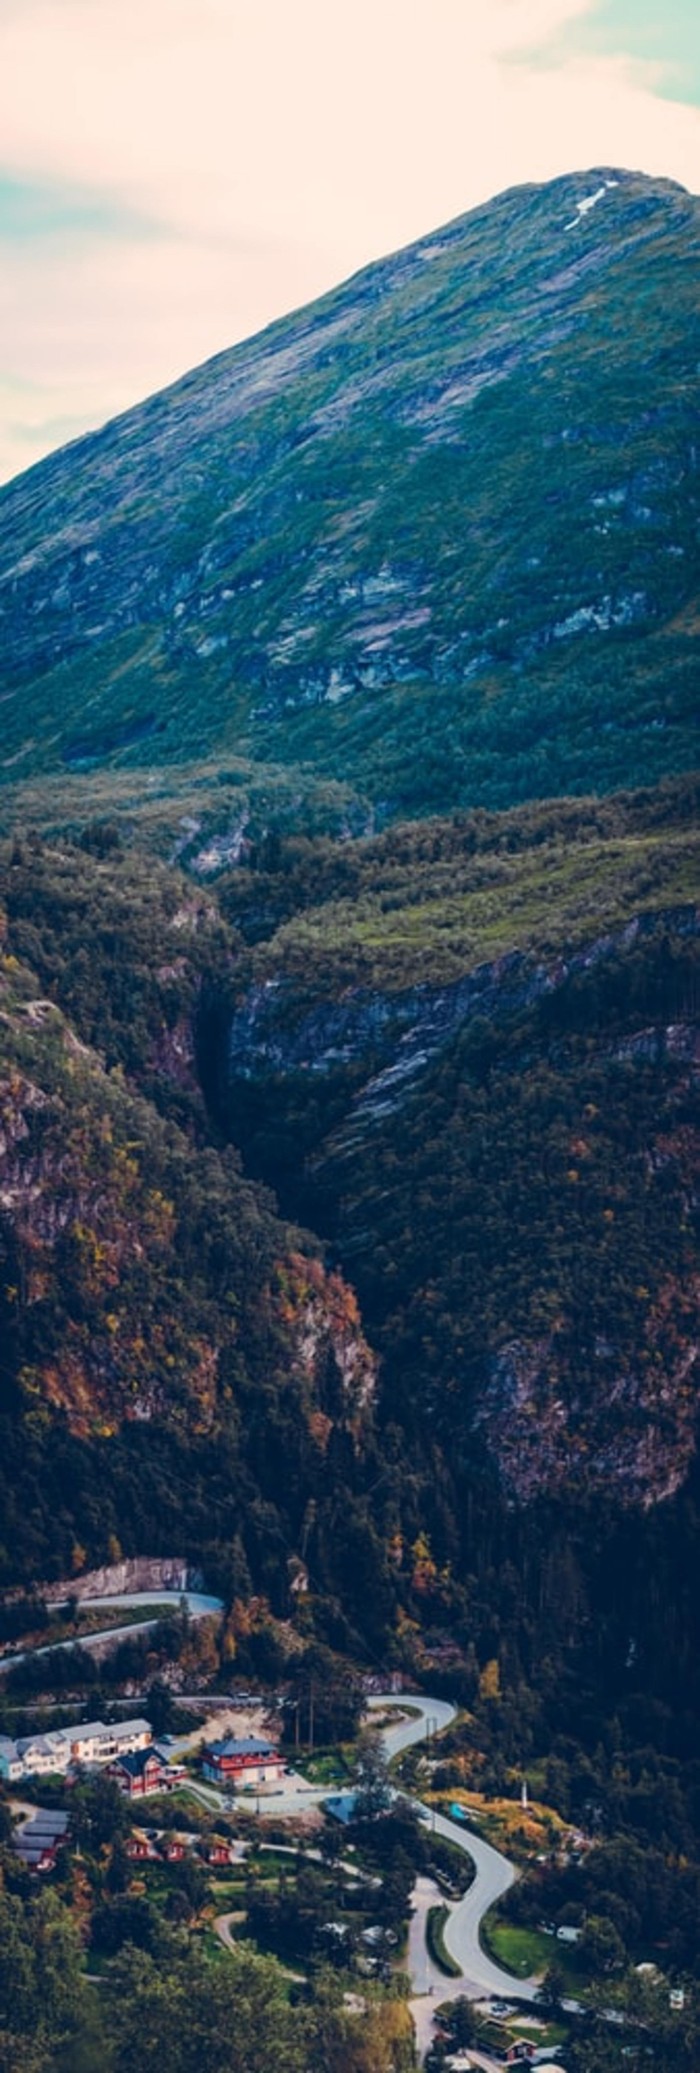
[0, 166, 697, 830]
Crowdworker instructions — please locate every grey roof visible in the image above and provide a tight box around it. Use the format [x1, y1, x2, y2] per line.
[207, 1736, 275, 1759]
[15, 1811, 69, 1863]
[21, 1811, 70, 1837]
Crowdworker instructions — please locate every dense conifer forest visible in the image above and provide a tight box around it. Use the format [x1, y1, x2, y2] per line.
[0, 784, 698, 1930]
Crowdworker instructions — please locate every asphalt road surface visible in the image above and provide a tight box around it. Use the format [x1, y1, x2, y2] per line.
[0, 1589, 224, 1676]
[368, 1691, 539, 2057]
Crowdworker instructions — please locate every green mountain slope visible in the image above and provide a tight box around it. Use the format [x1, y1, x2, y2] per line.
[0, 168, 698, 829]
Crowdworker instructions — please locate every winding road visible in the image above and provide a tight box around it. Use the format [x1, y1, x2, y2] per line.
[369, 1692, 539, 2055]
[0, 1589, 224, 1677]
[5, 1590, 536, 2055]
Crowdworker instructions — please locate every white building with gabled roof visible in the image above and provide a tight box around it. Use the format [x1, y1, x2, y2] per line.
[69, 1718, 151, 1765]
[0, 1716, 153, 1782]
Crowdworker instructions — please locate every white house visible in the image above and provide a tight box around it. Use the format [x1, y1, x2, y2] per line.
[69, 1718, 152, 1765]
[15, 1732, 72, 1777]
[0, 1716, 153, 1782]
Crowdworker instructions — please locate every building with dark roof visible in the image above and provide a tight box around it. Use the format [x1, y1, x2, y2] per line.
[14, 1809, 70, 1874]
[107, 1747, 172, 1797]
[201, 1735, 284, 1788]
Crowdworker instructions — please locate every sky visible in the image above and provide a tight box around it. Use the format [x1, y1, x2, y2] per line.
[1, 0, 699, 486]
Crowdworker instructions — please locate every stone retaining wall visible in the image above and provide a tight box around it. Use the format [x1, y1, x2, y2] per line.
[42, 1556, 198, 1604]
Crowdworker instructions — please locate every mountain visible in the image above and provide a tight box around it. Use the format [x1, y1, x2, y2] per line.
[0, 166, 698, 844]
[0, 169, 699, 1928]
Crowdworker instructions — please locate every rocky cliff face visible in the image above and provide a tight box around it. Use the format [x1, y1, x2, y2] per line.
[41, 1556, 196, 1604]
[2, 812, 696, 1531]
[226, 905, 700, 1144]
[221, 900, 700, 1514]
[477, 1271, 700, 1510]
[275, 1252, 378, 1451]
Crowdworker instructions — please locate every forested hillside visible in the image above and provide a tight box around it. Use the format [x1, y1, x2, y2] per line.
[0, 166, 698, 2048]
[0, 787, 697, 1723]
[212, 781, 700, 1812]
[0, 839, 380, 1598]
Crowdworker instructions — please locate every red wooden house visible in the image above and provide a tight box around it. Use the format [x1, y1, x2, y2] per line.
[14, 1810, 70, 1874]
[108, 1747, 171, 1798]
[160, 1835, 187, 1862]
[125, 1831, 159, 1861]
[201, 1735, 284, 1789]
[200, 1836, 238, 1866]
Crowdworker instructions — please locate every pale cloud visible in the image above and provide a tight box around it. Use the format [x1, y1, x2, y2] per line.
[0, 0, 698, 483]
[0, 171, 161, 246]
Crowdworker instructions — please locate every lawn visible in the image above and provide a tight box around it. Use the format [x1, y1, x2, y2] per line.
[153, 1787, 209, 1814]
[482, 1915, 582, 1990]
[507, 2017, 569, 2048]
[294, 1749, 350, 1785]
[481, 1919, 553, 1979]
[426, 1904, 461, 1978]
[197, 1928, 232, 1965]
[254, 1847, 306, 1870]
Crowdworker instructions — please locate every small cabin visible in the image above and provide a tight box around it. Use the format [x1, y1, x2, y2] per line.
[200, 1836, 238, 1866]
[125, 1830, 159, 1861]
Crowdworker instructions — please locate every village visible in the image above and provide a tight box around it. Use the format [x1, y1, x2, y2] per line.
[0, 1665, 574, 2073]
[0, 1581, 689, 2071]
